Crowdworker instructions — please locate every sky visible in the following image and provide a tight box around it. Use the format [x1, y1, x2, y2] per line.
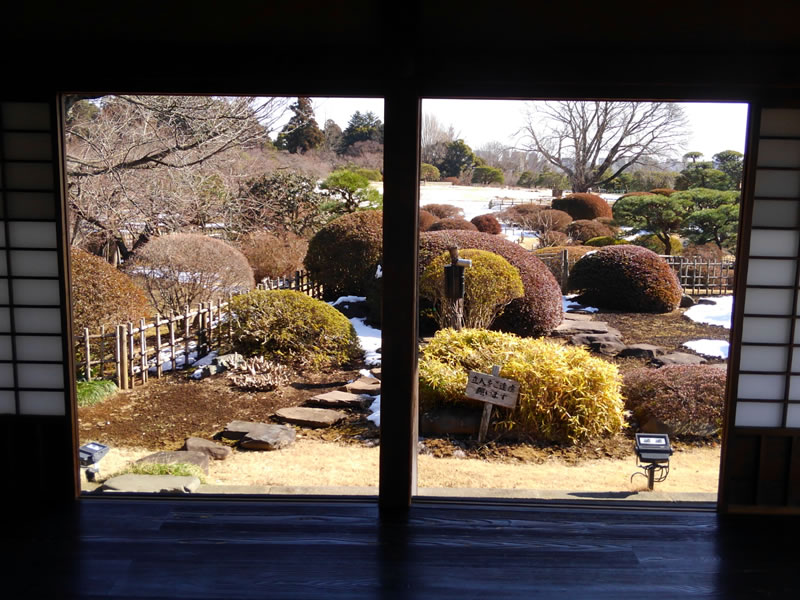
[300, 97, 749, 161]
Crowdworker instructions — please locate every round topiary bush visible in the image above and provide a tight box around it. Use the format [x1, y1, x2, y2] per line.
[238, 230, 308, 282]
[585, 236, 630, 247]
[419, 231, 563, 337]
[420, 249, 524, 329]
[632, 233, 683, 255]
[421, 203, 464, 219]
[565, 219, 615, 243]
[567, 245, 683, 312]
[427, 217, 478, 232]
[419, 328, 625, 444]
[229, 289, 362, 369]
[624, 365, 726, 437]
[127, 233, 254, 315]
[304, 210, 383, 300]
[71, 247, 153, 332]
[419, 209, 439, 232]
[470, 214, 502, 234]
[552, 193, 612, 220]
[538, 230, 569, 247]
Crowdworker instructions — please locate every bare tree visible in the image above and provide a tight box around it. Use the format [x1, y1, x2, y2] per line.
[518, 101, 688, 193]
[420, 113, 459, 165]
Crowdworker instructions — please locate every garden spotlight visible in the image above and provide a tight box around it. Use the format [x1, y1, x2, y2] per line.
[632, 433, 673, 491]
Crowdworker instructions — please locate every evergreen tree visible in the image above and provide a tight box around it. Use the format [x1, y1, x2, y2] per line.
[275, 97, 324, 154]
[338, 111, 384, 154]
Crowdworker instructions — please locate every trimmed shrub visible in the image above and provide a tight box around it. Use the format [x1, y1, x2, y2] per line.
[596, 216, 619, 230]
[585, 236, 629, 247]
[632, 233, 683, 255]
[304, 210, 383, 300]
[420, 163, 440, 182]
[471, 214, 502, 234]
[649, 188, 677, 196]
[565, 219, 615, 242]
[471, 165, 504, 185]
[422, 203, 464, 219]
[353, 167, 382, 181]
[428, 217, 478, 231]
[442, 176, 460, 185]
[70, 248, 153, 332]
[532, 244, 595, 287]
[419, 209, 439, 232]
[420, 249, 524, 329]
[229, 289, 362, 369]
[419, 328, 625, 443]
[538, 230, 569, 247]
[552, 193, 612, 220]
[128, 234, 255, 315]
[530, 209, 572, 232]
[624, 365, 726, 437]
[567, 245, 682, 313]
[238, 230, 308, 282]
[419, 231, 563, 337]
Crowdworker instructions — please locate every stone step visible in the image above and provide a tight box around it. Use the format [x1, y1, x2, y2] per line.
[274, 406, 347, 428]
[554, 320, 619, 336]
[135, 450, 209, 475]
[219, 420, 269, 441]
[305, 390, 371, 409]
[651, 352, 707, 366]
[369, 367, 382, 380]
[101, 474, 200, 494]
[342, 376, 381, 395]
[239, 423, 296, 451]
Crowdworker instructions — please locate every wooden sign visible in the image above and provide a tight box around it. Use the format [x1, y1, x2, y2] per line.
[465, 370, 519, 409]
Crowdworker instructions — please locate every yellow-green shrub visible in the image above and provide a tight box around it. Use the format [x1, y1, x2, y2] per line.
[419, 329, 625, 444]
[229, 290, 362, 370]
[420, 249, 524, 329]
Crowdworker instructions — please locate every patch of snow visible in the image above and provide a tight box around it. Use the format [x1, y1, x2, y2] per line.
[351, 317, 382, 367]
[367, 394, 381, 427]
[191, 368, 204, 379]
[330, 295, 367, 307]
[684, 296, 733, 329]
[192, 351, 218, 368]
[683, 339, 729, 359]
[562, 295, 599, 314]
[375, 265, 382, 279]
[359, 368, 377, 379]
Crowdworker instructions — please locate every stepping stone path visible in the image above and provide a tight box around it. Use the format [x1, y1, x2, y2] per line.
[343, 376, 381, 395]
[306, 390, 371, 409]
[651, 352, 707, 366]
[618, 344, 666, 359]
[274, 407, 347, 428]
[184, 437, 232, 460]
[239, 423, 296, 450]
[136, 450, 210, 475]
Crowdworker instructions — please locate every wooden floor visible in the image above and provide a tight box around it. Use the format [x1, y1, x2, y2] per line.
[3, 497, 799, 599]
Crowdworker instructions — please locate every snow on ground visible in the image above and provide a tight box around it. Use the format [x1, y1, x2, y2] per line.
[331, 295, 367, 306]
[351, 317, 382, 366]
[562, 295, 599, 313]
[684, 296, 733, 329]
[683, 339, 729, 359]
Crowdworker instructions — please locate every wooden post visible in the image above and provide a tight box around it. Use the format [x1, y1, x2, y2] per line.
[478, 366, 501, 444]
[139, 318, 147, 384]
[447, 246, 464, 331]
[119, 324, 129, 390]
[100, 325, 105, 379]
[155, 314, 163, 379]
[114, 325, 122, 388]
[209, 301, 215, 348]
[560, 248, 569, 292]
[127, 322, 135, 388]
[184, 305, 190, 368]
[83, 327, 91, 381]
[169, 314, 176, 372]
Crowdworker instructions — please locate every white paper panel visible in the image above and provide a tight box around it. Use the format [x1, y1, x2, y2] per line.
[735, 401, 783, 427]
[0, 308, 9, 332]
[0, 223, 5, 247]
[19, 391, 65, 416]
[0, 363, 14, 387]
[0, 335, 12, 361]
[8, 222, 57, 248]
[786, 404, 800, 428]
[0, 251, 6, 276]
[741, 345, 789, 372]
[1, 103, 51, 130]
[13, 308, 61, 334]
[748, 230, 799, 257]
[741, 317, 791, 344]
[751, 200, 800, 228]
[791, 351, 800, 373]
[17, 364, 63, 389]
[738, 374, 785, 399]
[10, 250, 58, 277]
[789, 377, 800, 400]
[0, 391, 15, 414]
[745, 259, 796, 286]
[12, 279, 60, 305]
[744, 288, 794, 315]
[2, 132, 52, 160]
[754, 170, 800, 198]
[0, 279, 8, 304]
[5, 192, 56, 220]
[760, 109, 800, 137]
[15, 336, 62, 361]
[758, 139, 800, 168]
[3, 163, 54, 191]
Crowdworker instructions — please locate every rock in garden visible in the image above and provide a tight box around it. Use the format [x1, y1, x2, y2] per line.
[651, 352, 707, 366]
[680, 294, 696, 308]
[420, 408, 482, 436]
[273, 407, 346, 428]
[554, 320, 611, 335]
[101, 474, 200, 494]
[220, 420, 269, 441]
[697, 298, 716, 305]
[213, 353, 243, 371]
[369, 367, 382, 380]
[239, 423, 296, 450]
[343, 376, 381, 395]
[136, 450, 209, 474]
[201, 365, 220, 378]
[562, 312, 595, 321]
[306, 390, 371, 409]
[571, 333, 625, 346]
[618, 344, 666, 359]
[590, 341, 627, 356]
[183, 437, 232, 460]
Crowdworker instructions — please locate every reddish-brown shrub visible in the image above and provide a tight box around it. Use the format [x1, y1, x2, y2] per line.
[624, 365, 726, 437]
[618, 191, 652, 199]
[70, 248, 153, 331]
[552, 193, 612, 220]
[531, 209, 573, 232]
[596, 217, 619, 231]
[649, 188, 677, 196]
[497, 203, 542, 226]
[128, 233, 255, 315]
[567, 245, 682, 313]
[238, 231, 308, 282]
[427, 217, 478, 231]
[442, 177, 460, 185]
[682, 243, 731, 262]
[538, 230, 569, 247]
[470, 213, 502, 234]
[419, 209, 439, 232]
[565, 219, 615, 242]
[304, 210, 383, 300]
[419, 231, 563, 336]
[422, 203, 464, 219]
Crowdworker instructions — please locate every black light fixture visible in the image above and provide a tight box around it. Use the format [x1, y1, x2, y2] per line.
[79, 442, 110, 481]
[632, 433, 673, 490]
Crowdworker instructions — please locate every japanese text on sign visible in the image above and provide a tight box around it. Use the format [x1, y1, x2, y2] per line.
[465, 371, 519, 408]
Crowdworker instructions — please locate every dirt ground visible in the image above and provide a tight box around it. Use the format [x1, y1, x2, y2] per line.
[79, 304, 730, 494]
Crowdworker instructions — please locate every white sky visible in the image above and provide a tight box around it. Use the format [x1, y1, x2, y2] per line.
[302, 97, 749, 161]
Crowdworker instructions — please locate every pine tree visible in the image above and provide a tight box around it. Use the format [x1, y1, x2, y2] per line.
[275, 97, 324, 154]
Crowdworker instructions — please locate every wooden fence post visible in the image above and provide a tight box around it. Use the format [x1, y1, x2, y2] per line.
[155, 314, 163, 379]
[119, 324, 129, 390]
[169, 313, 176, 372]
[83, 327, 91, 381]
[100, 326, 106, 380]
[127, 322, 135, 388]
[139, 318, 147, 385]
[184, 305, 190, 368]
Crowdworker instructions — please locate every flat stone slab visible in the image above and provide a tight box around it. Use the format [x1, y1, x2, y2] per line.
[562, 312, 595, 321]
[136, 450, 209, 474]
[589, 341, 627, 356]
[652, 352, 708, 366]
[306, 390, 371, 409]
[219, 420, 267, 441]
[343, 376, 381, 395]
[571, 333, 625, 346]
[274, 407, 346, 428]
[369, 367, 382, 380]
[239, 423, 296, 450]
[618, 344, 666, 359]
[183, 437, 232, 461]
[101, 474, 200, 494]
[554, 320, 611, 335]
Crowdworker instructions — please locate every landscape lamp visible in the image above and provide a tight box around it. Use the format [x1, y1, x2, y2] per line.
[632, 433, 673, 491]
[79, 442, 110, 481]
